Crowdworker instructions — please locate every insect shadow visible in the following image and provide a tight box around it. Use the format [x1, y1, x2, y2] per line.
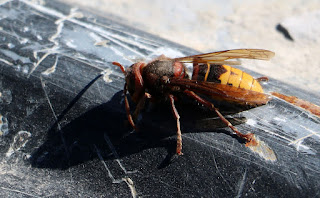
[30, 79, 247, 170]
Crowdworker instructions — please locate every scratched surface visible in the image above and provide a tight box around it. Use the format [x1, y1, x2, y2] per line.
[0, 0, 319, 197]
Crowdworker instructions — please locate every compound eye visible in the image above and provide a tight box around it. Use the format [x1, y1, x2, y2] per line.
[173, 61, 185, 78]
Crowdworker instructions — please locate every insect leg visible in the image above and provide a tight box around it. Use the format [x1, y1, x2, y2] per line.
[123, 83, 137, 131]
[184, 90, 254, 143]
[169, 94, 183, 155]
[132, 93, 152, 122]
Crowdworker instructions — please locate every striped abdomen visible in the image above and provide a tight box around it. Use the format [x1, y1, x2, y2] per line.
[192, 64, 264, 93]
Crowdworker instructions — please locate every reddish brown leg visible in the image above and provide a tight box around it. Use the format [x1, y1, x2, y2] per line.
[184, 90, 254, 143]
[123, 83, 137, 130]
[113, 61, 145, 131]
[132, 93, 152, 122]
[169, 94, 183, 155]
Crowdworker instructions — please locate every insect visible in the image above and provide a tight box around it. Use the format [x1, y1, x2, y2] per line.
[113, 49, 275, 155]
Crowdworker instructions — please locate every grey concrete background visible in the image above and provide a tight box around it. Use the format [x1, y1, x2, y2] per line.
[60, 0, 320, 95]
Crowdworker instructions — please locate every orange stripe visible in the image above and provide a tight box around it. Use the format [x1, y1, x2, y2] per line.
[204, 63, 210, 81]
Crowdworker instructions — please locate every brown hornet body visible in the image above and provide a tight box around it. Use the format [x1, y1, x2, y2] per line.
[113, 49, 275, 155]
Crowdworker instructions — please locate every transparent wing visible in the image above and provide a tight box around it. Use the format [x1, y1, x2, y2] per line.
[174, 49, 275, 64]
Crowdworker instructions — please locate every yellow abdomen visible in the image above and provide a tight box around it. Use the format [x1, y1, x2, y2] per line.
[192, 64, 264, 93]
[218, 65, 263, 93]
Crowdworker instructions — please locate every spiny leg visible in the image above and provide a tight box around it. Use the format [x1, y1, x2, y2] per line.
[184, 90, 254, 143]
[169, 94, 183, 155]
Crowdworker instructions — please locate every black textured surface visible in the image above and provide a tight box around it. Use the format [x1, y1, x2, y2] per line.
[0, 1, 319, 197]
